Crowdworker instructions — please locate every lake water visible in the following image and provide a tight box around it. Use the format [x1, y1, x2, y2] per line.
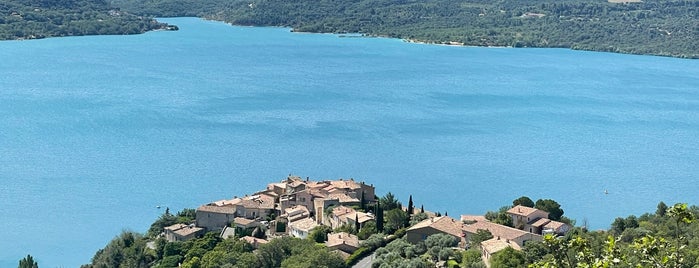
[1, 17, 698, 267]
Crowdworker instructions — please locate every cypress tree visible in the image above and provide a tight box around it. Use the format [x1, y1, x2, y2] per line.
[376, 201, 384, 232]
[407, 195, 414, 215]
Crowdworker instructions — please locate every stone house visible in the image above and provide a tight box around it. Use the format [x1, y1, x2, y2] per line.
[326, 232, 360, 254]
[288, 217, 318, 239]
[462, 220, 542, 249]
[406, 216, 465, 245]
[164, 223, 204, 242]
[195, 205, 237, 231]
[506, 205, 570, 235]
[507, 205, 550, 231]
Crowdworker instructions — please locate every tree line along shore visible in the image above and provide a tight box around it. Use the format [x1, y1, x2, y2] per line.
[17, 175, 699, 268]
[3, 0, 699, 58]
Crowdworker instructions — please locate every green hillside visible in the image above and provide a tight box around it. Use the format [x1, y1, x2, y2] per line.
[113, 0, 699, 58]
[0, 0, 173, 40]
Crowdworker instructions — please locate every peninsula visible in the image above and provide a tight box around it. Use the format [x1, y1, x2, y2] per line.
[0, 0, 174, 40]
[72, 175, 699, 268]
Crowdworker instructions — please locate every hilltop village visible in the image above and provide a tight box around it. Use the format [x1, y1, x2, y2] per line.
[160, 175, 571, 267]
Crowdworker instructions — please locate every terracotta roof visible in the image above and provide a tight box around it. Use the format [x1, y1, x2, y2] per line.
[284, 205, 311, 222]
[326, 232, 360, 249]
[355, 212, 375, 223]
[211, 199, 239, 206]
[234, 217, 256, 226]
[241, 236, 268, 246]
[531, 218, 551, 227]
[481, 237, 521, 254]
[463, 221, 535, 241]
[408, 216, 463, 237]
[543, 220, 567, 230]
[326, 193, 359, 203]
[332, 206, 356, 217]
[289, 217, 318, 232]
[165, 223, 203, 236]
[507, 205, 547, 217]
[329, 179, 363, 190]
[197, 205, 236, 214]
[285, 205, 310, 216]
[239, 194, 275, 210]
[164, 223, 188, 231]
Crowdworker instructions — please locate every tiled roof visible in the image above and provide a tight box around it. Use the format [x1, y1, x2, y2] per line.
[173, 225, 204, 237]
[289, 217, 318, 232]
[326, 232, 360, 249]
[463, 220, 534, 241]
[531, 218, 551, 227]
[240, 236, 268, 245]
[543, 220, 567, 230]
[326, 193, 359, 203]
[164, 223, 188, 231]
[332, 206, 356, 217]
[507, 205, 546, 217]
[234, 217, 256, 226]
[239, 194, 275, 210]
[329, 179, 363, 190]
[481, 237, 521, 254]
[197, 205, 236, 214]
[408, 216, 463, 237]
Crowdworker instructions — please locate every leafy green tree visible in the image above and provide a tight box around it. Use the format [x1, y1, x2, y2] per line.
[280, 246, 346, 268]
[18, 255, 38, 268]
[490, 247, 526, 268]
[513, 196, 535, 208]
[385, 208, 409, 234]
[485, 206, 513, 227]
[462, 248, 486, 268]
[410, 213, 429, 226]
[535, 199, 564, 221]
[470, 229, 493, 246]
[309, 225, 333, 243]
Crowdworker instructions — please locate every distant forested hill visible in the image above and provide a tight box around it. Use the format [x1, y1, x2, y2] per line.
[0, 0, 172, 40]
[113, 0, 699, 58]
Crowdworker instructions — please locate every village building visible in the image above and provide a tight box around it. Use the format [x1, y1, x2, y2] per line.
[164, 223, 204, 242]
[281, 205, 311, 223]
[406, 216, 465, 246]
[462, 219, 542, 249]
[480, 237, 522, 267]
[326, 205, 374, 229]
[506, 205, 570, 235]
[195, 204, 237, 231]
[288, 217, 318, 239]
[240, 236, 269, 249]
[325, 232, 360, 255]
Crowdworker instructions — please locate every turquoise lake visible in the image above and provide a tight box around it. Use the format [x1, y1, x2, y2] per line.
[1, 17, 699, 266]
